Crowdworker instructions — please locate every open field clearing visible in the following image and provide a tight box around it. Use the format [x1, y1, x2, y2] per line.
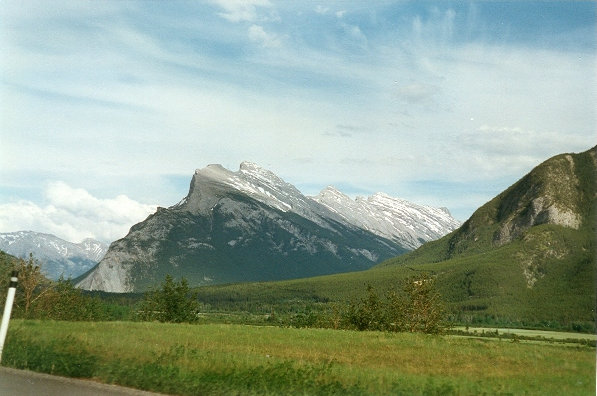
[2, 320, 595, 395]
[452, 327, 597, 341]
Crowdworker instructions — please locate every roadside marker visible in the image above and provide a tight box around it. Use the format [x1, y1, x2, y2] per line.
[0, 271, 18, 363]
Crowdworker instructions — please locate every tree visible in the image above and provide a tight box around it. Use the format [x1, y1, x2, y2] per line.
[389, 275, 448, 334]
[139, 275, 200, 323]
[1, 253, 114, 321]
[36, 277, 106, 321]
[0, 251, 17, 307]
[342, 274, 448, 334]
[343, 284, 385, 331]
[15, 254, 53, 316]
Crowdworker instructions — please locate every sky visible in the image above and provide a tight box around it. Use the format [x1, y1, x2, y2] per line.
[1, 1, 595, 244]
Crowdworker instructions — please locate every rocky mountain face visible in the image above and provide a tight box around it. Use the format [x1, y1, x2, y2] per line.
[0, 231, 108, 280]
[188, 147, 595, 330]
[313, 187, 459, 250]
[441, 145, 597, 260]
[379, 146, 595, 326]
[77, 162, 460, 292]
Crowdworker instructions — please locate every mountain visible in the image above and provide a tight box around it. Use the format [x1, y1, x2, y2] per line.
[313, 187, 459, 250]
[388, 145, 596, 264]
[186, 146, 596, 330]
[77, 162, 459, 292]
[0, 231, 108, 280]
[374, 145, 596, 326]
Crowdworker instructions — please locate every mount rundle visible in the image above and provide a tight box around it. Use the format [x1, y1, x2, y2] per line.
[77, 162, 460, 292]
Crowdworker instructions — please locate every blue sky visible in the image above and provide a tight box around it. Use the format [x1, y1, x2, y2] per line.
[1, 1, 595, 243]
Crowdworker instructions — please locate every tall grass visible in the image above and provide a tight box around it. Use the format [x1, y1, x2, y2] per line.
[2, 320, 594, 395]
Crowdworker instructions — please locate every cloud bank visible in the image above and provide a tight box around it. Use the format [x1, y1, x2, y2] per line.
[0, 182, 157, 243]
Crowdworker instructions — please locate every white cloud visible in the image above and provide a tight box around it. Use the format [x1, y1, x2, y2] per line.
[248, 24, 282, 48]
[210, 0, 272, 23]
[454, 125, 591, 168]
[0, 182, 157, 243]
[412, 7, 456, 45]
[315, 5, 329, 15]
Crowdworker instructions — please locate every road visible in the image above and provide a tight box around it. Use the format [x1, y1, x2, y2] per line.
[0, 366, 167, 396]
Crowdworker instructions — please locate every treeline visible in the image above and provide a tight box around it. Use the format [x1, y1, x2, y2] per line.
[1, 252, 448, 334]
[138, 273, 448, 334]
[0, 253, 134, 321]
[1, 252, 593, 334]
[0, 252, 445, 334]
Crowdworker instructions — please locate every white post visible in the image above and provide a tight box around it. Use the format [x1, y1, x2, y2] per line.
[0, 271, 18, 363]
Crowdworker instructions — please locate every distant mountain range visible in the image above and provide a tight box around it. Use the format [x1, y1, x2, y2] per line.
[0, 231, 108, 280]
[77, 162, 460, 292]
[313, 187, 457, 250]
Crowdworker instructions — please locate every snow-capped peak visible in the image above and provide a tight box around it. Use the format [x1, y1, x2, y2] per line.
[190, 162, 313, 217]
[0, 231, 108, 279]
[187, 162, 460, 250]
[239, 161, 278, 180]
[313, 188, 460, 250]
[318, 186, 350, 200]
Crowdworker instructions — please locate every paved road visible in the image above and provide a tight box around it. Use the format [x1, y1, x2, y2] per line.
[0, 367, 168, 396]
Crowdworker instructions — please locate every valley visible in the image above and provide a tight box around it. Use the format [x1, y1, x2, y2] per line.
[0, 147, 594, 395]
[2, 2, 595, 395]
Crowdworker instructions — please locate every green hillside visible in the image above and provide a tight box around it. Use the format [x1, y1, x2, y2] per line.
[192, 147, 596, 331]
[390, 146, 595, 263]
[373, 146, 596, 328]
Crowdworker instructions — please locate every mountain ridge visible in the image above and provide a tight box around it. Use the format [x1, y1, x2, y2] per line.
[184, 146, 596, 330]
[313, 186, 459, 250]
[0, 231, 108, 280]
[77, 162, 459, 292]
[397, 145, 597, 263]
[372, 145, 596, 324]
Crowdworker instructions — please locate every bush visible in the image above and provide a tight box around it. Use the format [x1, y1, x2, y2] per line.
[343, 285, 385, 331]
[35, 277, 109, 321]
[138, 275, 200, 323]
[2, 254, 118, 321]
[343, 275, 448, 334]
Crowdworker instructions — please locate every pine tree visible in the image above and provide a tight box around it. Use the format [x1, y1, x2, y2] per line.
[139, 275, 199, 323]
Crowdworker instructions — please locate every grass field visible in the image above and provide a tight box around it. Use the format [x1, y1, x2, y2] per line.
[2, 320, 595, 395]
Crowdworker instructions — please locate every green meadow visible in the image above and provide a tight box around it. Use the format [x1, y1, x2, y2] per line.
[3, 320, 595, 395]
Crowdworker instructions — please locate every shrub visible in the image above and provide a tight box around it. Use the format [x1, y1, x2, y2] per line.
[343, 285, 385, 331]
[35, 277, 108, 321]
[138, 275, 200, 323]
[343, 275, 448, 334]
